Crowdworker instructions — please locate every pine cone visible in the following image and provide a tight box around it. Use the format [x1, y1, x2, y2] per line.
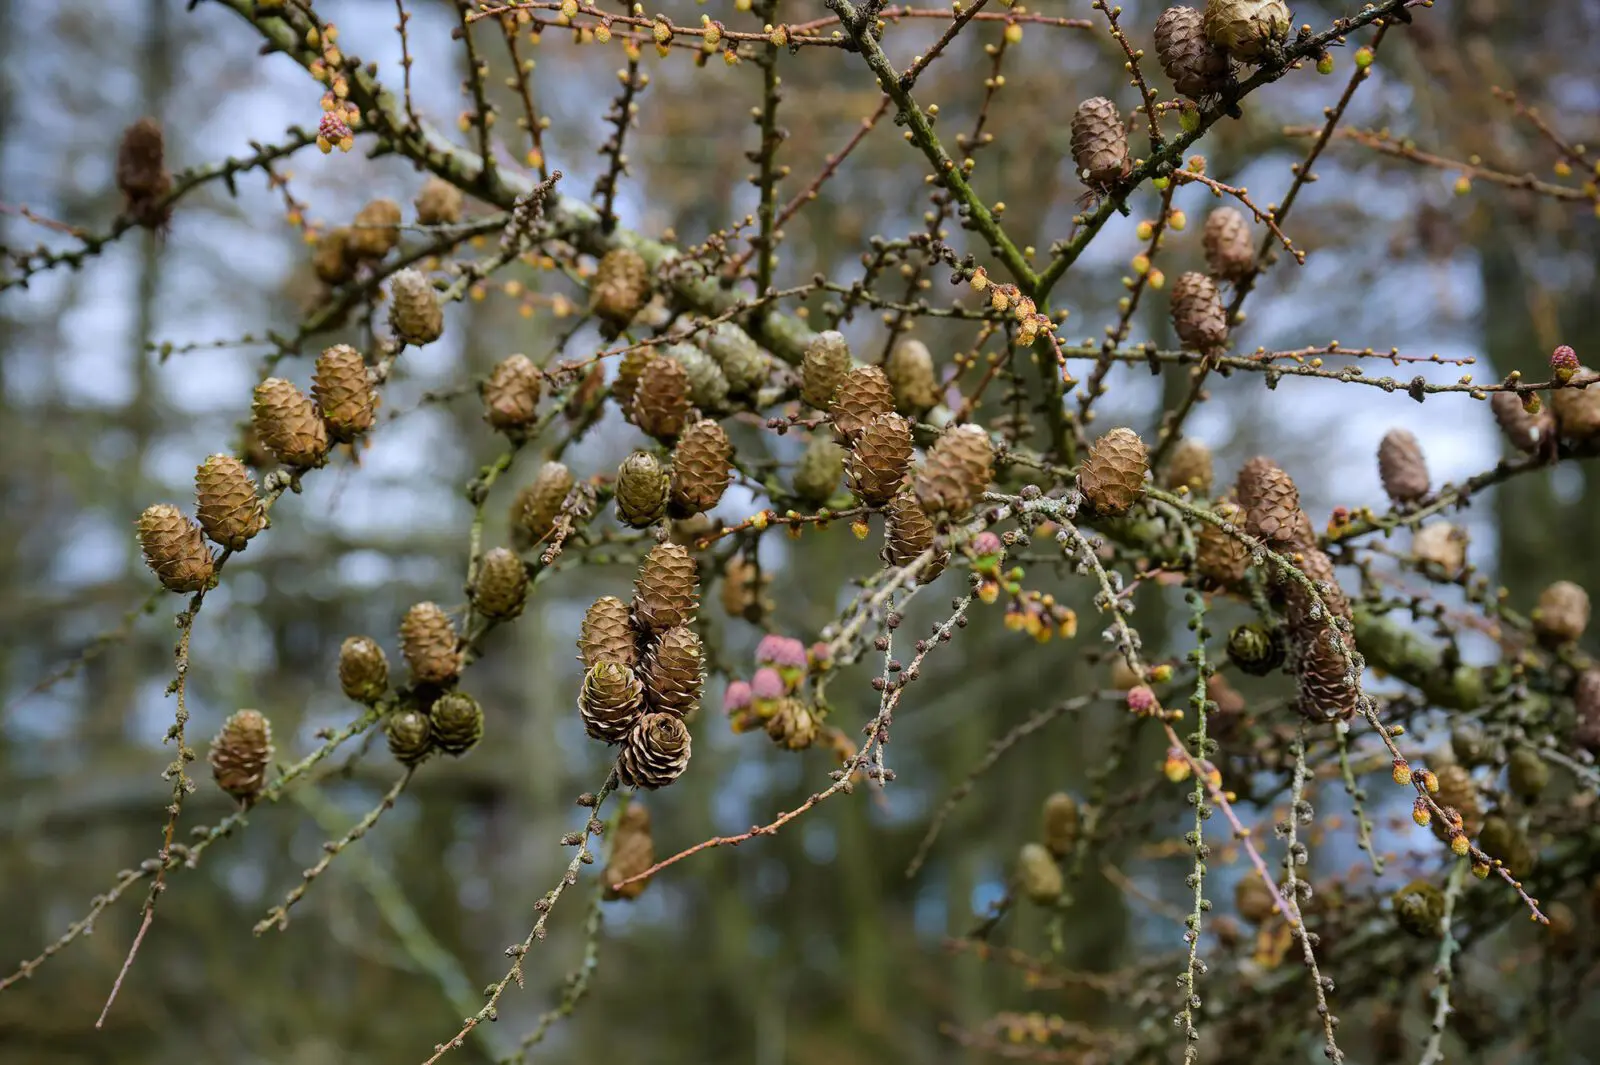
[669, 418, 733, 518]
[389, 268, 444, 346]
[482, 354, 543, 433]
[664, 342, 730, 413]
[414, 176, 464, 226]
[1227, 623, 1285, 676]
[400, 602, 460, 686]
[579, 596, 640, 669]
[613, 346, 656, 412]
[765, 697, 818, 750]
[642, 626, 705, 717]
[615, 451, 670, 528]
[194, 453, 265, 551]
[1041, 793, 1079, 857]
[1279, 546, 1351, 637]
[719, 555, 774, 622]
[1507, 747, 1550, 801]
[115, 118, 172, 229]
[616, 712, 692, 789]
[1479, 815, 1535, 874]
[581, 661, 647, 744]
[347, 199, 402, 260]
[312, 227, 355, 286]
[632, 542, 699, 633]
[631, 355, 692, 441]
[1069, 97, 1130, 188]
[1235, 873, 1278, 925]
[1235, 457, 1300, 546]
[252, 377, 329, 469]
[1170, 272, 1228, 352]
[1077, 427, 1149, 516]
[886, 338, 941, 417]
[1552, 375, 1600, 440]
[1378, 428, 1430, 504]
[474, 547, 529, 620]
[1532, 580, 1590, 646]
[884, 494, 948, 581]
[1196, 498, 1251, 586]
[312, 344, 377, 442]
[1490, 390, 1553, 453]
[913, 423, 994, 519]
[793, 435, 845, 506]
[1202, 207, 1255, 282]
[1161, 437, 1214, 496]
[1575, 669, 1600, 752]
[137, 503, 215, 593]
[339, 636, 390, 703]
[209, 709, 273, 806]
[602, 802, 655, 900]
[1413, 521, 1468, 578]
[386, 709, 433, 767]
[1294, 630, 1359, 723]
[1017, 842, 1063, 905]
[1393, 880, 1445, 938]
[802, 330, 852, 409]
[509, 462, 574, 552]
[830, 365, 896, 441]
[1203, 0, 1290, 61]
[429, 691, 484, 756]
[1155, 6, 1233, 100]
[703, 322, 770, 396]
[591, 247, 651, 330]
[847, 412, 913, 506]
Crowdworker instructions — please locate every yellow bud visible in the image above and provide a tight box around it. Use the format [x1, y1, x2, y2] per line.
[1135, 221, 1154, 241]
[1163, 749, 1192, 783]
[1146, 269, 1165, 290]
[1130, 254, 1151, 276]
[1472, 861, 1490, 879]
[851, 519, 871, 540]
[1450, 833, 1470, 856]
[750, 511, 770, 530]
[1454, 175, 1472, 196]
[1168, 210, 1187, 231]
[1392, 760, 1412, 785]
[1149, 663, 1173, 683]
[1316, 53, 1334, 75]
[1354, 47, 1373, 70]
[1003, 22, 1022, 43]
[1420, 770, 1439, 794]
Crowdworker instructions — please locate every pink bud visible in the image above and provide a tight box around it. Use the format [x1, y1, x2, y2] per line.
[722, 680, 753, 715]
[808, 641, 832, 669]
[1126, 684, 1159, 716]
[970, 531, 1003, 557]
[1552, 344, 1580, 384]
[757, 633, 808, 668]
[751, 667, 786, 702]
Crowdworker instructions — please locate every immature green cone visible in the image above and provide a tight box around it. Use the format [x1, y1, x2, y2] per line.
[312, 344, 377, 442]
[632, 542, 700, 633]
[830, 365, 895, 441]
[1077, 427, 1149, 516]
[615, 451, 670, 528]
[1551, 373, 1600, 439]
[338, 636, 389, 703]
[664, 343, 730, 413]
[414, 176, 464, 226]
[482, 354, 543, 433]
[578, 596, 639, 669]
[884, 493, 948, 581]
[195, 453, 265, 551]
[703, 321, 770, 396]
[802, 330, 852, 409]
[793, 435, 845, 507]
[616, 712, 693, 789]
[632, 355, 692, 441]
[1170, 272, 1228, 352]
[1479, 815, 1535, 874]
[766, 697, 819, 751]
[1236, 456, 1300, 545]
[1069, 96, 1130, 188]
[388, 268, 444, 346]
[1196, 498, 1252, 586]
[1378, 428, 1430, 504]
[1294, 630, 1359, 723]
[116, 118, 173, 229]
[1432, 763, 1483, 841]
[1155, 6, 1232, 100]
[509, 462, 574, 552]
[1202, 207, 1255, 282]
[1161, 437, 1214, 496]
[1017, 842, 1063, 905]
[1041, 793, 1079, 857]
[346, 198, 402, 260]
[252, 377, 329, 469]
[386, 709, 433, 767]
[1579, 670, 1600, 753]
[886, 338, 941, 417]
[209, 709, 273, 806]
[474, 547, 528, 620]
[1507, 748, 1551, 801]
[312, 227, 355, 286]
[1532, 579, 1590, 646]
[591, 247, 651, 330]
[602, 802, 655, 901]
[669, 419, 732, 518]
[1203, 0, 1290, 61]
[847, 412, 913, 506]
[137, 503, 215, 593]
[429, 691, 484, 756]
[1235, 873, 1278, 925]
[1490, 390, 1553, 453]
[1227, 623, 1285, 676]
[1393, 879, 1445, 938]
[914, 424, 994, 519]
[400, 601, 460, 686]
[643, 626, 705, 717]
[581, 661, 647, 743]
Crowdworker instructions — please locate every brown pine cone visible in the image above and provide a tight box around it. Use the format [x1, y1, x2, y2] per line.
[312, 227, 355, 286]
[474, 547, 529, 620]
[615, 451, 671, 528]
[603, 802, 655, 900]
[1490, 390, 1553, 453]
[669, 419, 732, 518]
[802, 330, 852, 409]
[1170, 271, 1228, 352]
[720, 555, 774, 622]
[616, 712, 692, 789]
[1196, 498, 1251, 586]
[581, 661, 646, 743]
[1160, 437, 1214, 496]
[252, 377, 329, 469]
[703, 322, 770, 396]
[766, 697, 819, 751]
[913, 424, 994, 519]
[884, 493, 948, 581]
[1203, 0, 1290, 61]
[632, 542, 699, 633]
[429, 691, 484, 756]
[414, 176, 464, 226]
[338, 636, 389, 703]
[346, 199, 402, 260]
[1552, 374, 1600, 440]
[1235, 456, 1301, 546]
[389, 268, 444, 346]
[1155, 6, 1233, 100]
[312, 344, 377, 442]
[1413, 521, 1468, 578]
[631, 355, 693, 441]
[209, 709, 274, 806]
[1377, 428, 1430, 504]
[847, 412, 914, 506]
[1431, 763, 1483, 842]
[793, 435, 845, 506]
[1294, 630, 1359, 723]
[1070, 96, 1130, 188]
[1202, 207, 1255, 282]
[482, 354, 543, 433]
[115, 118, 172, 229]
[399, 602, 460, 686]
[194, 453, 265, 551]
[1279, 546, 1352, 637]
[137, 503, 215, 593]
[591, 247, 651, 331]
[1041, 793, 1080, 857]
[886, 338, 941, 417]
[830, 365, 896, 441]
[1575, 669, 1600, 753]
[578, 596, 640, 669]
[509, 462, 574, 552]
[386, 709, 433, 767]
[642, 625, 705, 716]
[1532, 580, 1590, 646]
[613, 346, 657, 412]
[1077, 427, 1149, 516]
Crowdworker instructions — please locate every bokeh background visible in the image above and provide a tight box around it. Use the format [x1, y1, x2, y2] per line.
[3, 0, 1599, 1062]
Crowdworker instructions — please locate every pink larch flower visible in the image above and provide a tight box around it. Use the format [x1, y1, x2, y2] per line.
[722, 680, 753, 715]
